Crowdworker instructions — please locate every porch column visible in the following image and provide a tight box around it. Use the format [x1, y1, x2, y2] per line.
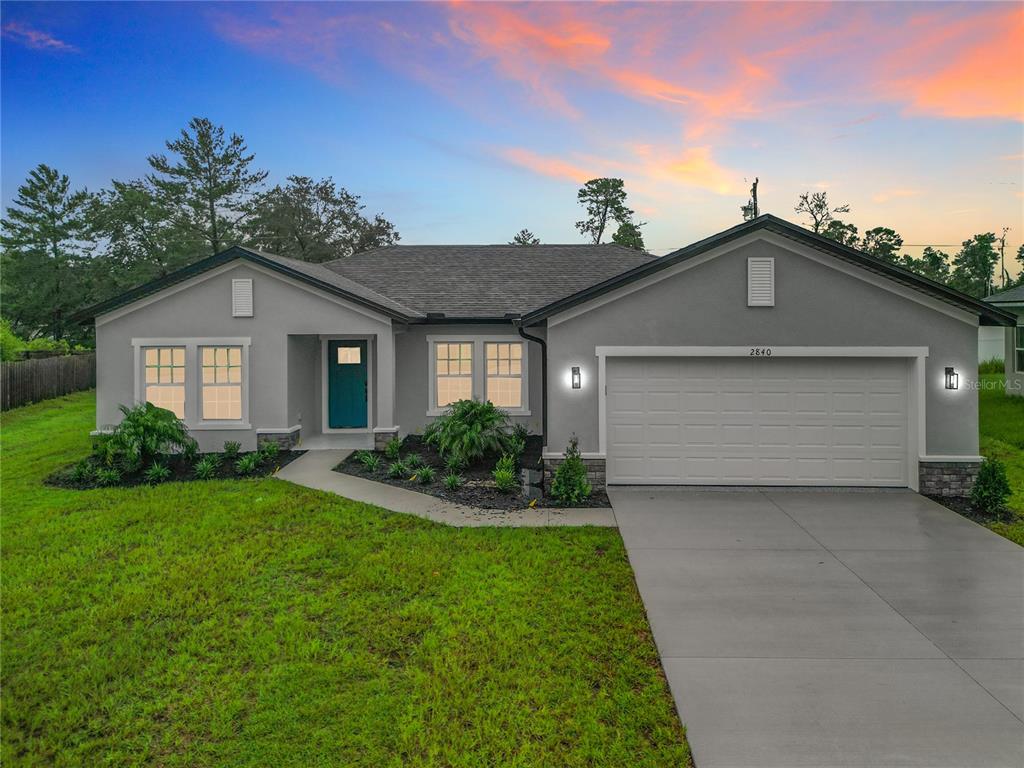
[374, 328, 398, 447]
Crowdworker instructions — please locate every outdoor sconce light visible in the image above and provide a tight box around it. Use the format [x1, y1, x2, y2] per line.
[571, 366, 581, 389]
[945, 367, 959, 390]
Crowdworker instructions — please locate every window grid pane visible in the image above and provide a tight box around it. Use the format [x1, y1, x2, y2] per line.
[201, 346, 243, 420]
[436, 342, 473, 407]
[486, 342, 523, 409]
[144, 346, 186, 418]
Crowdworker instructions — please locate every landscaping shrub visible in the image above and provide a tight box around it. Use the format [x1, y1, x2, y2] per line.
[259, 441, 280, 461]
[384, 437, 403, 460]
[443, 471, 463, 491]
[550, 437, 592, 505]
[70, 460, 94, 485]
[95, 467, 122, 487]
[143, 462, 172, 485]
[971, 457, 1012, 516]
[0, 318, 25, 361]
[356, 451, 381, 472]
[495, 453, 517, 474]
[387, 460, 408, 479]
[405, 452, 425, 469]
[234, 453, 260, 476]
[222, 441, 241, 459]
[416, 466, 436, 484]
[94, 403, 196, 473]
[424, 399, 510, 463]
[493, 468, 518, 493]
[979, 357, 1005, 375]
[445, 452, 467, 472]
[193, 456, 219, 480]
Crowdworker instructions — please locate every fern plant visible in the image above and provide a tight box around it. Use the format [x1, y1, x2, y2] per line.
[492, 468, 518, 493]
[94, 402, 196, 473]
[424, 399, 510, 463]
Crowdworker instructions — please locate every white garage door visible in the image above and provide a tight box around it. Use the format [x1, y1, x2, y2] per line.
[606, 357, 909, 486]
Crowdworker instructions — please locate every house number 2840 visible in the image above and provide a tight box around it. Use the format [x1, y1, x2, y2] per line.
[749, 347, 773, 357]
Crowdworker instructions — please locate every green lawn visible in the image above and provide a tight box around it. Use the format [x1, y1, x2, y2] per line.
[979, 374, 1024, 545]
[1, 392, 690, 767]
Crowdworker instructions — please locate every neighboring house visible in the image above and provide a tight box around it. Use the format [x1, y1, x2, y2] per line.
[79, 215, 1015, 496]
[984, 284, 1024, 397]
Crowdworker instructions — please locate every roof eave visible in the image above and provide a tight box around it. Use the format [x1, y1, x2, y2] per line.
[74, 246, 417, 324]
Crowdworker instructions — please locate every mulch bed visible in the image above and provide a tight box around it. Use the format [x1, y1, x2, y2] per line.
[46, 450, 306, 490]
[925, 494, 1016, 526]
[335, 434, 611, 510]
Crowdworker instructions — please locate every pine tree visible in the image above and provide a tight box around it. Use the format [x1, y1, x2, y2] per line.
[1, 164, 94, 342]
[147, 117, 267, 256]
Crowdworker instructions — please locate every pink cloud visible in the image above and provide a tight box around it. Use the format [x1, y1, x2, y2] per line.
[2, 21, 78, 53]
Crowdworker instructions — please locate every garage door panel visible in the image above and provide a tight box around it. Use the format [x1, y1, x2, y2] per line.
[607, 357, 908, 487]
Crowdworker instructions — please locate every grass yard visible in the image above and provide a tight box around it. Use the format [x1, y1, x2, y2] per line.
[978, 374, 1024, 545]
[1, 392, 690, 767]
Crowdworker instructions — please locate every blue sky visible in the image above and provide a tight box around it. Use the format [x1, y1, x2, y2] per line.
[2, 1, 1022, 264]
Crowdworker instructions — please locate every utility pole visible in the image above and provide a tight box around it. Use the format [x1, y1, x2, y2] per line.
[999, 227, 1010, 289]
[741, 177, 759, 221]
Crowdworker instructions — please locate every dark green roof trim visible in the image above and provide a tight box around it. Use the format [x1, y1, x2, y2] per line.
[522, 214, 1017, 327]
[76, 246, 420, 323]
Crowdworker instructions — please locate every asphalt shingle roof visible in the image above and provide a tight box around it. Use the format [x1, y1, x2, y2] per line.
[985, 284, 1024, 305]
[325, 244, 657, 318]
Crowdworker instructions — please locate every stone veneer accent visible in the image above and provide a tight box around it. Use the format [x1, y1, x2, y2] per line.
[374, 429, 400, 451]
[918, 460, 981, 498]
[256, 428, 301, 450]
[543, 456, 606, 489]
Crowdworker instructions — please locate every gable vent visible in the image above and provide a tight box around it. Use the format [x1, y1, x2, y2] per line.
[747, 257, 775, 307]
[232, 278, 253, 317]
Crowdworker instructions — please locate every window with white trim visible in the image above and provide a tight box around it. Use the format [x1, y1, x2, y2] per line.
[1016, 326, 1024, 374]
[486, 342, 523, 408]
[201, 346, 243, 420]
[435, 342, 473, 407]
[144, 347, 186, 418]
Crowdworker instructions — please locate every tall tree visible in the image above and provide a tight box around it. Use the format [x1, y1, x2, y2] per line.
[509, 228, 540, 246]
[821, 219, 860, 247]
[611, 220, 646, 251]
[861, 226, 904, 263]
[147, 117, 267, 256]
[244, 176, 399, 262]
[950, 233, 999, 298]
[901, 246, 950, 284]
[576, 178, 634, 244]
[1015, 244, 1024, 287]
[89, 179, 202, 292]
[0, 164, 93, 342]
[794, 191, 850, 234]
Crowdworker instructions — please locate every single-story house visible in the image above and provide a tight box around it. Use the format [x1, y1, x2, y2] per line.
[79, 214, 1016, 496]
[984, 284, 1024, 396]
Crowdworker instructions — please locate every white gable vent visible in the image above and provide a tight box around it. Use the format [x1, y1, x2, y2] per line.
[747, 257, 775, 307]
[232, 278, 253, 317]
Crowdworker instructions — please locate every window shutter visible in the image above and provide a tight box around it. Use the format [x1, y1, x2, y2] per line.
[747, 257, 774, 307]
[232, 279, 253, 317]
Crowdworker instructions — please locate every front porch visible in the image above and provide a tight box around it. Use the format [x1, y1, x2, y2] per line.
[280, 332, 398, 452]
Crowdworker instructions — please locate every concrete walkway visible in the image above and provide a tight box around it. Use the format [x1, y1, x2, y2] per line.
[611, 487, 1023, 768]
[276, 450, 616, 527]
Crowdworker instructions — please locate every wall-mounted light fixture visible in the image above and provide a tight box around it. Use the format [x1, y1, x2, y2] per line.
[945, 367, 959, 390]
[571, 366, 581, 389]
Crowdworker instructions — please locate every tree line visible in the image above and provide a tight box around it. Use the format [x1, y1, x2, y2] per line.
[1, 117, 400, 345]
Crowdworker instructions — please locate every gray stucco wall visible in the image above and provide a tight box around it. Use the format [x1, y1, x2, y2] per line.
[95, 261, 393, 451]
[542, 234, 980, 458]
[1003, 306, 1023, 397]
[394, 323, 545, 436]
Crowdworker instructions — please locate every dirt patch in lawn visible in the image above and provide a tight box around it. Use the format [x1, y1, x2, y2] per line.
[336, 434, 611, 510]
[46, 450, 306, 490]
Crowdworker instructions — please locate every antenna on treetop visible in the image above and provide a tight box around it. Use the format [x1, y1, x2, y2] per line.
[741, 177, 759, 221]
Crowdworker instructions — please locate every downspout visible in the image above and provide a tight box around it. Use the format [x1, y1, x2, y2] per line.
[515, 319, 547, 447]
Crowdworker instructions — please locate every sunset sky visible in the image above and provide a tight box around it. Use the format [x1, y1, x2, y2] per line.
[2, 1, 1022, 267]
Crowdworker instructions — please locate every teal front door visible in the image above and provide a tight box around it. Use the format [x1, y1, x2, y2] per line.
[328, 340, 368, 428]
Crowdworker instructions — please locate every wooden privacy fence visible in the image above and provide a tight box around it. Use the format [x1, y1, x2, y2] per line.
[1, 353, 96, 411]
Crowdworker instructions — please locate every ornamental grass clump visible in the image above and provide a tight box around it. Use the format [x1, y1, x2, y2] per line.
[424, 399, 510, 463]
[550, 437, 592, 506]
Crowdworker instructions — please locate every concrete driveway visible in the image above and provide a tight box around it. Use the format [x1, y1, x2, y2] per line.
[609, 488, 1023, 768]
